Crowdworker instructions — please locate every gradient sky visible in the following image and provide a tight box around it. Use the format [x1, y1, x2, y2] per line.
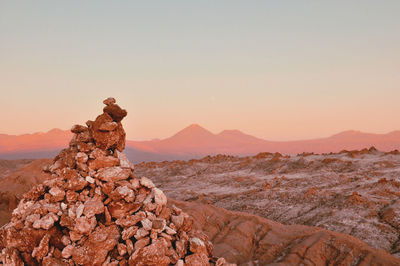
[0, 1, 399, 141]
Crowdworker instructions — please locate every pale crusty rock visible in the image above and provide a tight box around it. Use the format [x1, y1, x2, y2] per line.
[97, 166, 131, 182]
[140, 176, 155, 188]
[25, 213, 40, 226]
[85, 176, 95, 184]
[117, 150, 134, 169]
[89, 148, 107, 159]
[75, 152, 88, 164]
[61, 235, 71, 246]
[176, 259, 184, 266]
[49, 186, 65, 202]
[165, 226, 177, 235]
[99, 121, 118, 131]
[83, 197, 104, 218]
[134, 227, 150, 240]
[74, 216, 92, 235]
[65, 174, 87, 191]
[61, 245, 74, 259]
[154, 187, 167, 206]
[141, 218, 153, 231]
[189, 237, 207, 254]
[171, 215, 184, 229]
[76, 204, 84, 218]
[32, 213, 57, 230]
[113, 185, 135, 202]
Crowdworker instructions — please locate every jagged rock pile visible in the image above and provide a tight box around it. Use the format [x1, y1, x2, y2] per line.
[0, 98, 224, 265]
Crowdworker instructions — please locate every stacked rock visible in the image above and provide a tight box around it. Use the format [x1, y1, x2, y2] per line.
[0, 98, 221, 265]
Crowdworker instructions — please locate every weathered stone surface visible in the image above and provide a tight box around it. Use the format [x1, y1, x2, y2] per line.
[153, 187, 167, 206]
[71, 125, 87, 133]
[116, 150, 134, 169]
[128, 239, 170, 266]
[108, 201, 141, 219]
[83, 197, 104, 218]
[90, 113, 126, 151]
[88, 155, 119, 171]
[48, 186, 65, 202]
[97, 167, 131, 182]
[140, 176, 155, 188]
[71, 225, 120, 265]
[32, 233, 50, 261]
[103, 103, 127, 122]
[99, 121, 118, 131]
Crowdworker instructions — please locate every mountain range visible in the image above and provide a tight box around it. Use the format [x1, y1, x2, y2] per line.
[1, 124, 399, 162]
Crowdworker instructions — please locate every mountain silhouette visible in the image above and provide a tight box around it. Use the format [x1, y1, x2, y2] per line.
[1, 126, 399, 162]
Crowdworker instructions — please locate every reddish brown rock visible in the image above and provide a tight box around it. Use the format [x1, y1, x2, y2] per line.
[83, 197, 104, 218]
[71, 124, 87, 133]
[32, 233, 50, 261]
[103, 103, 127, 122]
[48, 186, 65, 202]
[108, 201, 141, 219]
[128, 239, 171, 266]
[88, 155, 119, 171]
[90, 113, 126, 151]
[103, 97, 116, 106]
[97, 166, 131, 182]
[99, 121, 118, 131]
[72, 225, 120, 265]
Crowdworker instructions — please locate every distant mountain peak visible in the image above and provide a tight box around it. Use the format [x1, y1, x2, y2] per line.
[47, 128, 67, 134]
[169, 124, 214, 139]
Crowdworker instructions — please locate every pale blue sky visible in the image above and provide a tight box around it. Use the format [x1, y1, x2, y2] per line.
[0, 1, 399, 140]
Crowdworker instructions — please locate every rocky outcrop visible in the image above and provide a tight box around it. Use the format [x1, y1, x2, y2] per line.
[0, 98, 223, 265]
[171, 199, 400, 265]
[135, 151, 400, 257]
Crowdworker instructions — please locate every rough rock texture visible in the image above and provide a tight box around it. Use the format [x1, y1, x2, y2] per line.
[170, 199, 400, 265]
[0, 98, 223, 266]
[135, 150, 400, 258]
[0, 159, 52, 226]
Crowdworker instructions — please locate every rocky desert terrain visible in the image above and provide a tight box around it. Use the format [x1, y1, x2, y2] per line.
[0, 98, 399, 265]
[1, 150, 400, 265]
[135, 148, 400, 258]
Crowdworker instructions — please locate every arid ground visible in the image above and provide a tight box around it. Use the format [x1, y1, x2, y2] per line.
[1, 147, 399, 264]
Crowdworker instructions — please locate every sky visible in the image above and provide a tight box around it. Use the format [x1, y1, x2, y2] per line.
[0, 1, 399, 141]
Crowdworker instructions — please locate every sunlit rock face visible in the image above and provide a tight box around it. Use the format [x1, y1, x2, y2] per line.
[0, 98, 226, 266]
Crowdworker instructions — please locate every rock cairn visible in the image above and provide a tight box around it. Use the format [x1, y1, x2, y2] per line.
[0, 98, 223, 265]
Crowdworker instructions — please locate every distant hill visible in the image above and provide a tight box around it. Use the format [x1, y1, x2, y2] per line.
[0, 125, 399, 162]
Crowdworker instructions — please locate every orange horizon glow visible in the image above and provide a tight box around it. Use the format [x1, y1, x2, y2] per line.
[1, 2, 399, 141]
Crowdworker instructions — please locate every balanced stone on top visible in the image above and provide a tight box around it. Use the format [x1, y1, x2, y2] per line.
[103, 97, 116, 106]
